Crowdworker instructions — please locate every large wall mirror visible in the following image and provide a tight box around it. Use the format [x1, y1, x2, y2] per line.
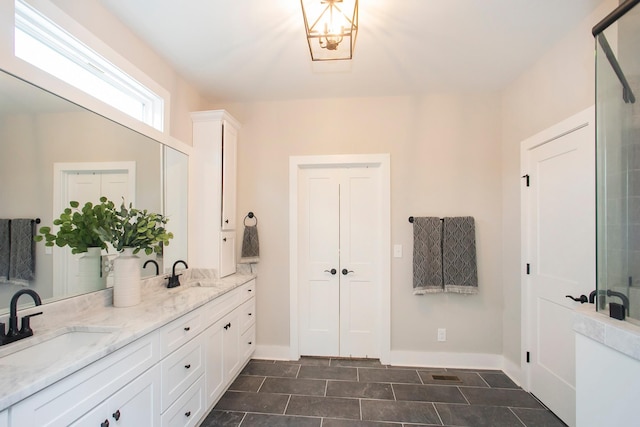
[0, 68, 188, 314]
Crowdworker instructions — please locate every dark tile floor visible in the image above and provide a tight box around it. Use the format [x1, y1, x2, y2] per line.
[199, 358, 567, 427]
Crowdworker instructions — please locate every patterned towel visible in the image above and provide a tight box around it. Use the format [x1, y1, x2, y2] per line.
[412, 217, 444, 294]
[9, 219, 35, 282]
[442, 217, 478, 294]
[240, 224, 260, 264]
[0, 219, 9, 280]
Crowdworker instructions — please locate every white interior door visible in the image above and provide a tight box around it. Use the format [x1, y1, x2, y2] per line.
[522, 107, 595, 427]
[65, 171, 130, 294]
[339, 167, 379, 357]
[53, 161, 136, 297]
[298, 168, 341, 356]
[298, 166, 380, 358]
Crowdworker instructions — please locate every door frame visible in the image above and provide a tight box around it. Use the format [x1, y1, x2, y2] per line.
[52, 161, 136, 297]
[520, 106, 595, 392]
[289, 154, 391, 363]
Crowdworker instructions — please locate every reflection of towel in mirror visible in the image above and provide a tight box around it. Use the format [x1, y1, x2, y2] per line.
[240, 225, 259, 264]
[443, 216, 478, 294]
[9, 219, 35, 283]
[0, 219, 9, 280]
[413, 217, 444, 294]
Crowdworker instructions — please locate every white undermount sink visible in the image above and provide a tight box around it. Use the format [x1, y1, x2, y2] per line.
[0, 326, 116, 367]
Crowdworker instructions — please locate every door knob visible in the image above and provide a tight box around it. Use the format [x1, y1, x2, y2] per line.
[565, 294, 588, 304]
[342, 269, 354, 275]
[324, 269, 337, 275]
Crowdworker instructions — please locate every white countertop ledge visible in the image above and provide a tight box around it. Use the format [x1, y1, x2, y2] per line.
[573, 304, 640, 362]
[0, 268, 256, 411]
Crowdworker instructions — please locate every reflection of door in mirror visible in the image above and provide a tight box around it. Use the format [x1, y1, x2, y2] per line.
[163, 146, 188, 275]
[54, 162, 135, 298]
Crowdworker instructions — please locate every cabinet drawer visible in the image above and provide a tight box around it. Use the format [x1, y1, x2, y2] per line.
[159, 308, 204, 357]
[240, 279, 256, 303]
[205, 287, 240, 325]
[161, 376, 205, 427]
[239, 297, 256, 333]
[161, 335, 204, 412]
[240, 324, 256, 362]
[11, 333, 159, 427]
[71, 365, 160, 427]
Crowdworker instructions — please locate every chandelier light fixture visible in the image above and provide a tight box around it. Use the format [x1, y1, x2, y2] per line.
[300, 0, 358, 61]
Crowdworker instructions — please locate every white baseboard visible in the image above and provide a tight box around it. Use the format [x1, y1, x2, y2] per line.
[254, 344, 292, 360]
[502, 357, 523, 388]
[389, 350, 504, 370]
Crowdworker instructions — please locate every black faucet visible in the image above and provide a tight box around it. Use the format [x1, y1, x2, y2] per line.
[0, 289, 43, 346]
[167, 260, 188, 288]
[143, 259, 159, 275]
[589, 289, 630, 314]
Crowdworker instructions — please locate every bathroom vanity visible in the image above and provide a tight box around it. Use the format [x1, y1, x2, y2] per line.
[0, 270, 256, 426]
[574, 307, 640, 426]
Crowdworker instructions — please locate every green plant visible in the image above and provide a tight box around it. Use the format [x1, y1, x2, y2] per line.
[34, 197, 117, 254]
[104, 200, 174, 255]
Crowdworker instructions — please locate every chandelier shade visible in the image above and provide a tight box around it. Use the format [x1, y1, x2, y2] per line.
[300, 0, 358, 61]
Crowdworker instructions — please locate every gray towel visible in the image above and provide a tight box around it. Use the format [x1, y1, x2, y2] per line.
[443, 217, 478, 294]
[0, 219, 9, 280]
[9, 219, 35, 282]
[413, 217, 443, 294]
[240, 224, 260, 263]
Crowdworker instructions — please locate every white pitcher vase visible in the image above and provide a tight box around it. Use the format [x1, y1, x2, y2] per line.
[77, 247, 105, 293]
[112, 247, 141, 307]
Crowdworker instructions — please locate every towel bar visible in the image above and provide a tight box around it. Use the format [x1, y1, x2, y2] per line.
[408, 216, 443, 223]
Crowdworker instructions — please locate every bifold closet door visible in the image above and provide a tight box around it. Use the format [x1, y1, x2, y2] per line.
[298, 166, 379, 358]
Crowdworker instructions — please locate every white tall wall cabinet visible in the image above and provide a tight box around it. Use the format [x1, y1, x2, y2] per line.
[190, 110, 240, 277]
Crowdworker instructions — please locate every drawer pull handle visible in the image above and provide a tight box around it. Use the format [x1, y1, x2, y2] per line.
[185, 364, 191, 369]
[224, 322, 231, 330]
[185, 411, 192, 417]
[248, 289, 252, 292]
[248, 313, 252, 316]
[184, 326, 191, 331]
[101, 420, 109, 427]
[112, 410, 121, 421]
[248, 341, 252, 345]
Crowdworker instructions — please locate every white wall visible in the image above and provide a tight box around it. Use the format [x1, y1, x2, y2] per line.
[500, 0, 617, 379]
[217, 94, 504, 363]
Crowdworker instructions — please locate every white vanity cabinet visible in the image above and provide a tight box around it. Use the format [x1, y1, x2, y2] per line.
[71, 365, 161, 427]
[204, 279, 256, 408]
[190, 109, 240, 278]
[10, 333, 160, 426]
[4, 278, 256, 427]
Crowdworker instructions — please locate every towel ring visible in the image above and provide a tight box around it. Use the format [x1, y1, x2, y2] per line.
[244, 212, 258, 227]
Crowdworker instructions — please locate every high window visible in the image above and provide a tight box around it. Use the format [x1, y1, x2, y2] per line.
[14, 0, 164, 131]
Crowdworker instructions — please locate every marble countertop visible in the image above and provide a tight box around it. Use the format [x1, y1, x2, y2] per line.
[573, 304, 640, 362]
[0, 268, 256, 411]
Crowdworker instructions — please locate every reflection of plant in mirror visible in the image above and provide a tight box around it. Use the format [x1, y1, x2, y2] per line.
[34, 197, 117, 254]
[97, 199, 174, 255]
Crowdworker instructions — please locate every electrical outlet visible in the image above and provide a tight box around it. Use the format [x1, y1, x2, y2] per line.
[437, 328, 446, 342]
[393, 244, 402, 258]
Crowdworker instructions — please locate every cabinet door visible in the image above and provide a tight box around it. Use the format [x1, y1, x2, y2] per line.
[71, 365, 160, 427]
[222, 309, 241, 383]
[0, 409, 7, 427]
[221, 121, 237, 231]
[204, 318, 225, 408]
[219, 230, 236, 278]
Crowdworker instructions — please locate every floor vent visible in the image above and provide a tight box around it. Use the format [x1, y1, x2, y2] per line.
[431, 374, 462, 382]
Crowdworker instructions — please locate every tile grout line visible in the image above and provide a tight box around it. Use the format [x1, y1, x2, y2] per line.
[432, 402, 445, 426]
[237, 411, 248, 426]
[282, 394, 292, 415]
[458, 386, 471, 405]
[508, 407, 528, 427]
[256, 376, 267, 392]
[477, 372, 491, 388]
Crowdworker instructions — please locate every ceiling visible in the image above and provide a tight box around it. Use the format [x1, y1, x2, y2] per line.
[97, 0, 604, 103]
